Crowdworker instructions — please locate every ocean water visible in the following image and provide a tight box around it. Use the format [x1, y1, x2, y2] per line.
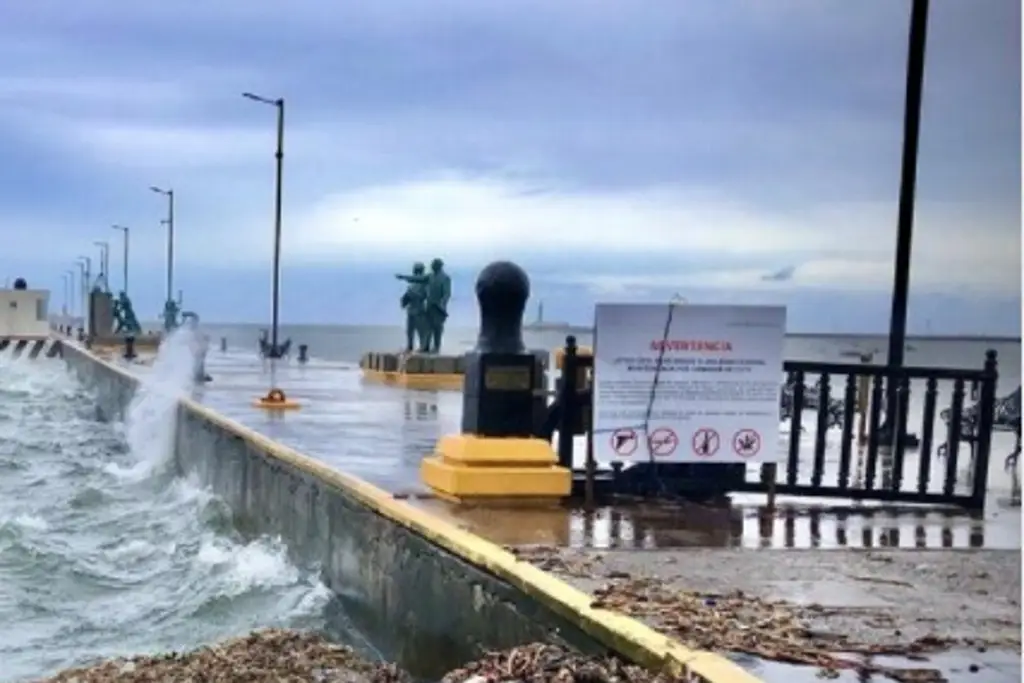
[0, 330, 331, 682]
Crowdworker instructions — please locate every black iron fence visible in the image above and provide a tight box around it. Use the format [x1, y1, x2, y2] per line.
[542, 336, 1018, 511]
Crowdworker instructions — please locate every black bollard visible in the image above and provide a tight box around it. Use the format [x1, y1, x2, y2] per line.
[297, 344, 309, 364]
[123, 335, 137, 360]
[460, 261, 539, 437]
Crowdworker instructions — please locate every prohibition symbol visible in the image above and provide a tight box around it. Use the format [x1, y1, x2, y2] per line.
[649, 428, 679, 457]
[691, 428, 720, 457]
[610, 428, 638, 456]
[732, 429, 761, 457]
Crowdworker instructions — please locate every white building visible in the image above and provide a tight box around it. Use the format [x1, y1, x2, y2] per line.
[0, 284, 50, 338]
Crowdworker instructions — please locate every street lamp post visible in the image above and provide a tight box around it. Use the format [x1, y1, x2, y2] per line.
[242, 91, 286, 360]
[149, 186, 175, 317]
[65, 269, 75, 318]
[94, 241, 110, 293]
[62, 272, 70, 318]
[111, 225, 130, 295]
[76, 257, 91, 332]
[883, 0, 930, 446]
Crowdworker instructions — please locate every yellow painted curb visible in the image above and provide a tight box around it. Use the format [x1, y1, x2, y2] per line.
[66, 342, 761, 683]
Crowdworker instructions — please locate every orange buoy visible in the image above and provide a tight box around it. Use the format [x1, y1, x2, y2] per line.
[253, 387, 301, 410]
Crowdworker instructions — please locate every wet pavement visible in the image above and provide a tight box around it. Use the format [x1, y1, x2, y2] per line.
[109, 347, 1021, 683]
[112, 348, 1023, 551]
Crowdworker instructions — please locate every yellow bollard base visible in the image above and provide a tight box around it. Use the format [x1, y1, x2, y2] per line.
[420, 435, 571, 503]
[252, 388, 302, 411]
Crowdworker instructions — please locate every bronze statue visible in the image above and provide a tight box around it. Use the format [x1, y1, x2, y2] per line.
[396, 258, 451, 353]
[395, 262, 429, 352]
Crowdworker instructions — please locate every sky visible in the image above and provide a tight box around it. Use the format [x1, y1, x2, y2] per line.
[0, 0, 1020, 334]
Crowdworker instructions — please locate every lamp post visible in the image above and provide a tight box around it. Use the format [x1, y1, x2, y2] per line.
[883, 0, 930, 446]
[65, 269, 75, 318]
[243, 90, 298, 411]
[76, 257, 91, 332]
[242, 91, 286, 359]
[62, 272, 70, 318]
[111, 225, 130, 295]
[149, 186, 175, 312]
[94, 240, 110, 293]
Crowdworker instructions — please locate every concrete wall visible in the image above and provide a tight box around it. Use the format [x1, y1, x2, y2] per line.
[59, 341, 755, 683]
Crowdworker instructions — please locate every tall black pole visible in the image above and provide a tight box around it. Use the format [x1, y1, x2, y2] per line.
[112, 226, 130, 295]
[885, 0, 929, 441]
[123, 228, 130, 295]
[271, 99, 285, 355]
[167, 190, 175, 304]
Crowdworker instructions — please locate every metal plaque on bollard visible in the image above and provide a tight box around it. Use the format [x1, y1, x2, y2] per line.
[462, 353, 538, 436]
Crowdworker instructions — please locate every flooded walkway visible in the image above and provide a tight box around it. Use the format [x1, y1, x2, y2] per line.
[117, 346, 1021, 683]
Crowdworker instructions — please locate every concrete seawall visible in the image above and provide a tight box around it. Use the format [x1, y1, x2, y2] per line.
[60, 341, 754, 683]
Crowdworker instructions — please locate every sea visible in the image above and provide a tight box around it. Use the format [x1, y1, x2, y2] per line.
[1, 323, 1020, 681]
[0, 333, 331, 682]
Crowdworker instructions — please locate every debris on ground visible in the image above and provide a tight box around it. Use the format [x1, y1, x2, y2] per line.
[442, 642, 682, 683]
[515, 546, 1020, 683]
[34, 629, 410, 683]
[35, 631, 695, 683]
[506, 545, 604, 577]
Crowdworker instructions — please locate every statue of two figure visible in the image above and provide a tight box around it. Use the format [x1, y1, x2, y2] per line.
[112, 291, 142, 334]
[396, 258, 451, 354]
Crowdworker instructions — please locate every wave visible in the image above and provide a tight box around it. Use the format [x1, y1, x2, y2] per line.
[0, 332, 330, 682]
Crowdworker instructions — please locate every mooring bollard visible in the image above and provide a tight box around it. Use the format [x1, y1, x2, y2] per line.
[420, 260, 571, 503]
[123, 335, 137, 360]
[297, 344, 309, 364]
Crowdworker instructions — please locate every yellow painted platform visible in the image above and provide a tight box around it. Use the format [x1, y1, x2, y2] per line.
[421, 434, 571, 503]
[359, 351, 465, 392]
[361, 368, 465, 391]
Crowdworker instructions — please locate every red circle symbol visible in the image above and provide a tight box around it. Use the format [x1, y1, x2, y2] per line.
[649, 428, 679, 456]
[732, 429, 761, 457]
[610, 428, 638, 456]
[691, 428, 720, 457]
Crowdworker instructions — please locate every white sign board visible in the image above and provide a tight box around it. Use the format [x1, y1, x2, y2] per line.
[593, 303, 786, 464]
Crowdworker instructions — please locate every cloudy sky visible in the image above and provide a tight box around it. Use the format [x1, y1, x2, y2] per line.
[1, 0, 1020, 333]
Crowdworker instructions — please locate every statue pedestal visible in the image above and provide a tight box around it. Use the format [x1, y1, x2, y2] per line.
[359, 351, 466, 391]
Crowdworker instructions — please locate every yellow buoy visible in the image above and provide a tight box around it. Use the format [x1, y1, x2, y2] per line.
[253, 388, 301, 410]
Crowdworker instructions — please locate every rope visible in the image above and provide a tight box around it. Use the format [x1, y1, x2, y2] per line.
[589, 296, 681, 497]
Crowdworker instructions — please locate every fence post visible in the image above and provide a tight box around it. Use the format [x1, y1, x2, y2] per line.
[857, 352, 873, 446]
[970, 349, 999, 509]
[557, 335, 579, 471]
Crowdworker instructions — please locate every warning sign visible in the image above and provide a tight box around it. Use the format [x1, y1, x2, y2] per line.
[691, 428, 720, 457]
[732, 429, 761, 457]
[649, 428, 679, 456]
[610, 428, 638, 456]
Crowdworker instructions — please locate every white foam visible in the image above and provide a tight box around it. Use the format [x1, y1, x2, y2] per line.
[106, 327, 202, 481]
[196, 534, 300, 593]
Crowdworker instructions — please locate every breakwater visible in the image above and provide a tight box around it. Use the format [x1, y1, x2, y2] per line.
[60, 338, 749, 682]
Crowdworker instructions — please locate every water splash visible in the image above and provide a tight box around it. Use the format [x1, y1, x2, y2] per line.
[0, 329, 330, 682]
[108, 327, 202, 481]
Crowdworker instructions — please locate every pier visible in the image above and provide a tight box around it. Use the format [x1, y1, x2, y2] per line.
[34, 266, 1019, 683]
